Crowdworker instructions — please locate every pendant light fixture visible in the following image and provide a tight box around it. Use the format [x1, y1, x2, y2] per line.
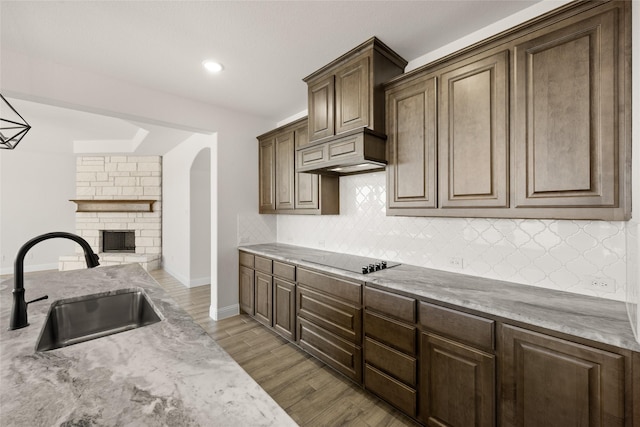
[0, 94, 31, 149]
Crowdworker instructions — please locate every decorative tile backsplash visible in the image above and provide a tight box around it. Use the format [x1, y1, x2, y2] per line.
[276, 172, 628, 302]
[237, 212, 277, 245]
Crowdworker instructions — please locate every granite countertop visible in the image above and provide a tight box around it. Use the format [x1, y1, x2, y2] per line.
[0, 264, 297, 427]
[240, 243, 640, 353]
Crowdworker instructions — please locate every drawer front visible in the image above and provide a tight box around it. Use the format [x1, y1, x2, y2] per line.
[254, 256, 273, 274]
[364, 311, 416, 355]
[273, 261, 296, 282]
[297, 285, 361, 343]
[298, 144, 327, 167]
[239, 251, 254, 268]
[298, 318, 362, 383]
[419, 302, 494, 351]
[364, 286, 416, 323]
[365, 364, 417, 418]
[364, 337, 416, 387]
[297, 268, 361, 304]
[327, 134, 361, 160]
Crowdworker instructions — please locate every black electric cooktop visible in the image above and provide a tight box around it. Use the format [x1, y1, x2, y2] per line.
[301, 253, 400, 275]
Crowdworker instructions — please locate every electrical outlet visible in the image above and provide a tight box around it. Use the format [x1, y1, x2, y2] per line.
[448, 257, 463, 269]
[318, 240, 325, 248]
[239, 236, 249, 244]
[585, 276, 616, 293]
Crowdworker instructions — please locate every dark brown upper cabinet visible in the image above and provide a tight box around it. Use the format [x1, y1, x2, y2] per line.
[275, 130, 295, 211]
[304, 37, 407, 143]
[257, 117, 339, 215]
[386, 73, 438, 211]
[384, 0, 630, 220]
[258, 137, 276, 213]
[512, 6, 625, 216]
[439, 50, 509, 209]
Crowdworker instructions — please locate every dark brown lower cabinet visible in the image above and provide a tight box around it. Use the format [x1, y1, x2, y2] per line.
[240, 253, 636, 427]
[273, 278, 296, 341]
[239, 265, 255, 316]
[254, 271, 272, 327]
[420, 333, 495, 427]
[500, 324, 625, 427]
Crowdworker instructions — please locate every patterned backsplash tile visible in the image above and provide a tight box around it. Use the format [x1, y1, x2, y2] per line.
[237, 212, 277, 245]
[276, 172, 628, 301]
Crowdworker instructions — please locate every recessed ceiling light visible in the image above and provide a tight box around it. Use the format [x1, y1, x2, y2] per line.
[202, 60, 223, 73]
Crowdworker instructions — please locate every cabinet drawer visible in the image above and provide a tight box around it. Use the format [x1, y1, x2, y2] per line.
[254, 256, 273, 274]
[297, 285, 361, 343]
[239, 251, 254, 268]
[298, 144, 327, 167]
[419, 302, 494, 351]
[298, 318, 362, 383]
[297, 268, 361, 304]
[273, 261, 296, 281]
[364, 337, 416, 387]
[364, 286, 416, 323]
[364, 311, 416, 355]
[365, 364, 417, 418]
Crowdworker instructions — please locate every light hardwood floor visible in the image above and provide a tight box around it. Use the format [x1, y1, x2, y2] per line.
[150, 269, 419, 427]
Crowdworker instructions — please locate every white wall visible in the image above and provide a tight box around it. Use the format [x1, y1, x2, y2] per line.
[0, 150, 76, 275]
[162, 134, 215, 287]
[190, 148, 212, 287]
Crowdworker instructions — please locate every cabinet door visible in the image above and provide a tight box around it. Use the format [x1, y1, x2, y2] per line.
[421, 333, 495, 427]
[254, 272, 273, 327]
[273, 278, 296, 341]
[439, 50, 509, 208]
[275, 131, 295, 211]
[294, 124, 320, 210]
[258, 138, 276, 213]
[309, 76, 335, 141]
[513, 9, 618, 209]
[239, 265, 255, 316]
[500, 324, 625, 427]
[335, 56, 369, 135]
[386, 74, 438, 211]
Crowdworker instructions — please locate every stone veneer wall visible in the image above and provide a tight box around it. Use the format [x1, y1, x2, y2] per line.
[59, 156, 162, 271]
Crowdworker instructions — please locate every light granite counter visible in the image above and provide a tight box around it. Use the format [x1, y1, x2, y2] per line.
[240, 243, 640, 353]
[0, 264, 297, 427]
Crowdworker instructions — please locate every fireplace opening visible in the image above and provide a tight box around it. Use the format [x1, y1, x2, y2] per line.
[102, 231, 135, 253]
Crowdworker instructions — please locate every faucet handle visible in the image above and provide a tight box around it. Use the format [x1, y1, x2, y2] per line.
[27, 295, 48, 305]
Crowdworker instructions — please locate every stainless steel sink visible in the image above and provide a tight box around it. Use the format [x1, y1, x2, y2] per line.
[36, 288, 162, 352]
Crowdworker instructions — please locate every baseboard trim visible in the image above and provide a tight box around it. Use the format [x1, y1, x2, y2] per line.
[189, 276, 211, 288]
[210, 304, 239, 321]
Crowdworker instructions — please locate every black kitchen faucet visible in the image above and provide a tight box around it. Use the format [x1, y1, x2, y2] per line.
[9, 232, 100, 330]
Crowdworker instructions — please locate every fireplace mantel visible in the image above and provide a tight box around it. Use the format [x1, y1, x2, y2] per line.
[70, 199, 156, 213]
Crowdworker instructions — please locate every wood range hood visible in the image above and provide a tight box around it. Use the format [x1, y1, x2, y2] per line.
[70, 199, 156, 213]
[296, 37, 407, 176]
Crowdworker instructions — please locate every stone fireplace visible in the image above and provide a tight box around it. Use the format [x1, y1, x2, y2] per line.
[59, 156, 162, 271]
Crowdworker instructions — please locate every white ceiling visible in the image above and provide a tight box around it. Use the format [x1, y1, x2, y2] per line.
[1, 0, 544, 125]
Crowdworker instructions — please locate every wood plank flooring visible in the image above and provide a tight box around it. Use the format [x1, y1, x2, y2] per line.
[150, 269, 419, 427]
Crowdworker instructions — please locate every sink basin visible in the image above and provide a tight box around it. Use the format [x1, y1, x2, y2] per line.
[36, 288, 162, 352]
